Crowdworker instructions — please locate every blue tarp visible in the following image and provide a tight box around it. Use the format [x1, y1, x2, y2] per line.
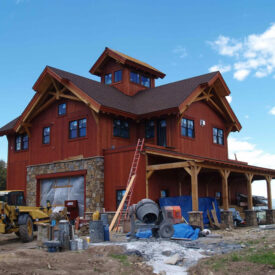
[159, 196, 221, 225]
[135, 223, 200, 240]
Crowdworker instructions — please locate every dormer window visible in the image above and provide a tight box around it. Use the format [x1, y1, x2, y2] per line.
[130, 71, 151, 88]
[105, 73, 112, 85]
[114, 70, 122, 82]
[130, 72, 140, 84]
[141, 76, 150, 87]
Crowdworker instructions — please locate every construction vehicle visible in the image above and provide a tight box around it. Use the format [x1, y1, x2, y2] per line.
[0, 190, 52, 242]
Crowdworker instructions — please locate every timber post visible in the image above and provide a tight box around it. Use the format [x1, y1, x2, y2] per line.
[219, 169, 230, 210]
[245, 173, 254, 210]
[265, 175, 272, 210]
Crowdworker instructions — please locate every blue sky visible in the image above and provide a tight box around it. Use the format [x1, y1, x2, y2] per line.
[0, 0, 275, 200]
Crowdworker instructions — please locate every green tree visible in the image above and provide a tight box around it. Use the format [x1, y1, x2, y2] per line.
[0, 160, 7, 190]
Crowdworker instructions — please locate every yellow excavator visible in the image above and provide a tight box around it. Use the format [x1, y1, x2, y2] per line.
[0, 190, 51, 242]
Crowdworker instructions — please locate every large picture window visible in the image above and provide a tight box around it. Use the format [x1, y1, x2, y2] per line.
[105, 73, 112, 84]
[113, 119, 129, 138]
[213, 127, 224, 145]
[130, 71, 150, 87]
[181, 118, 194, 138]
[69, 118, 87, 139]
[114, 70, 122, 82]
[15, 134, 29, 151]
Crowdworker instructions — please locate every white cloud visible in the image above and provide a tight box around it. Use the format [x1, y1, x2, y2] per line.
[226, 95, 232, 103]
[228, 137, 275, 197]
[208, 64, 231, 73]
[173, 46, 187, 59]
[269, 106, 275, 115]
[209, 23, 275, 80]
[233, 69, 250, 81]
[209, 35, 242, 57]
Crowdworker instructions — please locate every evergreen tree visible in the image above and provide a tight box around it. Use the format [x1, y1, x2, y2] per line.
[0, 160, 6, 190]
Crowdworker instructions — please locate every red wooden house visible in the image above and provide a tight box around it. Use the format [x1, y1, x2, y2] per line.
[1, 47, 274, 226]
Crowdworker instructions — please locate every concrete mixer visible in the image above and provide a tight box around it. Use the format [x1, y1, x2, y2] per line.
[129, 199, 175, 238]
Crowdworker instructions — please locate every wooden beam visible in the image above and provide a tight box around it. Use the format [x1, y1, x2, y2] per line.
[31, 96, 56, 119]
[179, 181, 182, 196]
[146, 170, 154, 179]
[265, 175, 272, 210]
[90, 108, 99, 125]
[109, 175, 136, 232]
[219, 169, 230, 210]
[245, 173, 254, 210]
[147, 161, 190, 171]
[59, 93, 81, 101]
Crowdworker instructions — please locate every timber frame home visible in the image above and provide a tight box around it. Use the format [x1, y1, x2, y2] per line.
[1, 47, 275, 226]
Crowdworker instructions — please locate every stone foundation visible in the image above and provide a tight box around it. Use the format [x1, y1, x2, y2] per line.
[220, 210, 233, 228]
[265, 209, 275, 224]
[26, 157, 104, 212]
[188, 211, 204, 230]
[245, 210, 257, 226]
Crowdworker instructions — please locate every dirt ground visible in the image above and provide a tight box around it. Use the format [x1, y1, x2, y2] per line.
[0, 234, 154, 275]
[0, 227, 274, 275]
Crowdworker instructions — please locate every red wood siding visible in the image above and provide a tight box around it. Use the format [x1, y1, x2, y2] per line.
[104, 147, 146, 211]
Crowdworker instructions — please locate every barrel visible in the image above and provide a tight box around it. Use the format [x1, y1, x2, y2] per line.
[89, 220, 104, 243]
[103, 225, 110, 241]
[135, 199, 159, 224]
[70, 240, 78, 251]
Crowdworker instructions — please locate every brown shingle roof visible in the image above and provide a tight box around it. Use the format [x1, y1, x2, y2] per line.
[0, 68, 219, 134]
[0, 117, 19, 135]
[49, 66, 218, 115]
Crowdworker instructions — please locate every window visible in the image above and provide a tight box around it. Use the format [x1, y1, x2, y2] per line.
[15, 134, 28, 151]
[141, 75, 150, 88]
[145, 120, 155, 139]
[43, 127, 50, 144]
[181, 118, 194, 138]
[69, 118, 87, 139]
[116, 189, 126, 209]
[130, 72, 140, 84]
[105, 73, 112, 84]
[113, 119, 129, 138]
[114, 70, 122, 82]
[58, 103, 66, 116]
[213, 127, 224, 145]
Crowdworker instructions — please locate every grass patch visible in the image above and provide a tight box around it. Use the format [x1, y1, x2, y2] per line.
[231, 253, 241, 262]
[246, 250, 275, 267]
[110, 254, 130, 266]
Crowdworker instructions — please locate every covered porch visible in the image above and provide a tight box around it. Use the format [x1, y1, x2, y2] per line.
[144, 145, 275, 227]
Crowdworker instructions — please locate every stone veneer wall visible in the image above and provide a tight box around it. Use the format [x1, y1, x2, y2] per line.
[26, 157, 104, 212]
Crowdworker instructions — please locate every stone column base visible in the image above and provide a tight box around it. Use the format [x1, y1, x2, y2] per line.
[265, 210, 275, 224]
[245, 210, 257, 226]
[188, 211, 204, 230]
[220, 210, 233, 229]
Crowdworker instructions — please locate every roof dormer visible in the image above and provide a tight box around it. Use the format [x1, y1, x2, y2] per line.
[89, 47, 165, 96]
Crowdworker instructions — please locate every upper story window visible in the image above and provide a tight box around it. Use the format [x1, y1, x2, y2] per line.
[145, 120, 155, 139]
[114, 70, 122, 82]
[141, 76, 150, 88]
[105, 73, 112, 85]
[213, 128, 224, 145]
[69, 118, 87, 139]
[113, 119, 129, 138]
[130, 72, 140, 84]
[58, 103, 66, 116]
[43, 127, 50, 144]
[15, 134, 28, 151]
[130, 71, 151, 87]
[181, 118, 195, 138]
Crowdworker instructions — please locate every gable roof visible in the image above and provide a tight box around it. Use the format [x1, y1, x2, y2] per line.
[0, 67, 241, 136]
[89, 47, 166, 79]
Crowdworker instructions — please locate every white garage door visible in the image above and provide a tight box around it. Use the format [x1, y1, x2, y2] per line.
[40, 176, 85, 216]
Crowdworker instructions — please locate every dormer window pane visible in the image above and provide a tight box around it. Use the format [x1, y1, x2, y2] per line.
[114, 70, 122, 82]
[141, 76, 150, 87]
[105, 73, 112, 84]
[130, 72, 140, 84]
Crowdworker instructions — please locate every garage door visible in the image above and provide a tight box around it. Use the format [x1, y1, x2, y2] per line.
[40, 176, 84, 216]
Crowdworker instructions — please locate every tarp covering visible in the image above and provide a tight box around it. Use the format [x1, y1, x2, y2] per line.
[159, 196, 221, 225]
[135, 223, 200, 240]
[40, 176, 84, 216]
